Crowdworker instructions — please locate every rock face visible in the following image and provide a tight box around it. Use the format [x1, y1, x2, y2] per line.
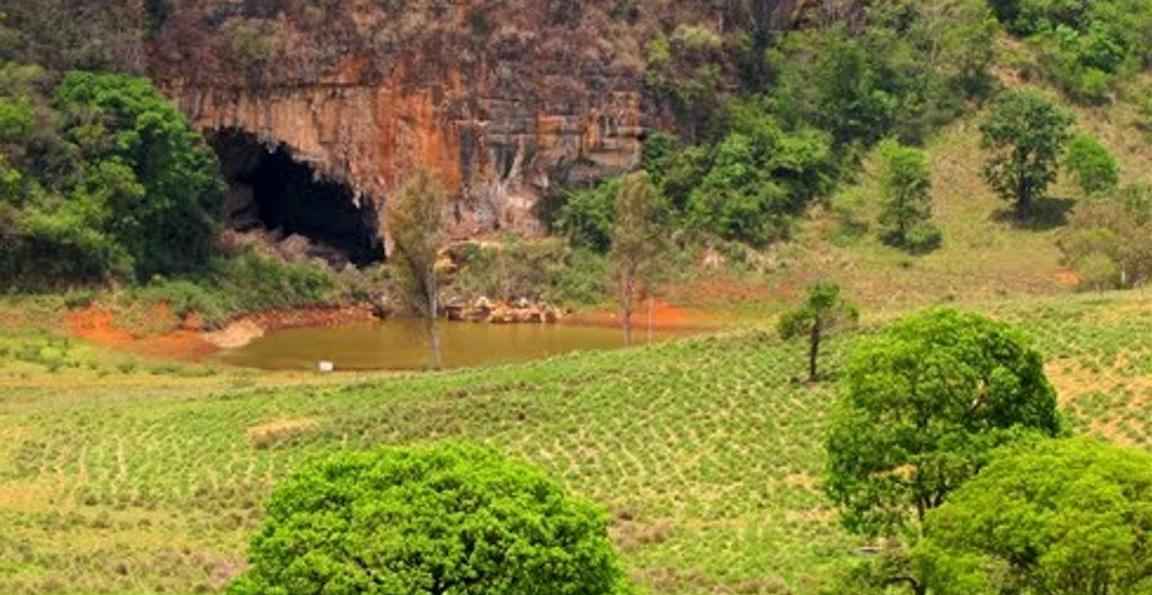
[148, 1, 806, 247]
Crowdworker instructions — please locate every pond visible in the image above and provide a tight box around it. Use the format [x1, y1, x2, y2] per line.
[215, 319, 703, 371]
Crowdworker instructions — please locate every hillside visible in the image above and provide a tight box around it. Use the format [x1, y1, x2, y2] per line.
[2, 290, 1152, 593]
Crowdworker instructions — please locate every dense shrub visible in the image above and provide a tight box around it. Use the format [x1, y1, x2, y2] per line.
[0, 67, 223, 288]
[635, 102, 835, 246]
[993, 0, 1152, 103]
[769, 0, 998, 147]
[231, 443, 631, 595]
[875, 139, 937, 251]
[826, 309, 1063, 540]
[450, 237, 609, 306]
[917, 439, 1152, 594]
[129, 252, 339, 327]
[1063, 134, 1119, 196]
[555, 178, 622, 252]
[54, 72, 224, 278]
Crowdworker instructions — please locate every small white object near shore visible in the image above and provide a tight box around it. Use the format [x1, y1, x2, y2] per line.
[318, 361, 335, 373]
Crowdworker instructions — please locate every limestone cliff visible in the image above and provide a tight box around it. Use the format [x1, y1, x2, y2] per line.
[149, 0, 807, 246]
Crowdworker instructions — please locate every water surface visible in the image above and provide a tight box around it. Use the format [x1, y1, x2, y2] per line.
[217, 319, 699, 371]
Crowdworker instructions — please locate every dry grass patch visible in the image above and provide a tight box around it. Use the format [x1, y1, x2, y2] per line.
[246, 418, 320, 449]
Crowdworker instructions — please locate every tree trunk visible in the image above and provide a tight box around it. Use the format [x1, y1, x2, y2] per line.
[426, 269, 442, 369]
[1016, 152, 1031, 219]
[621, 274, 634, 346]
[647, 295, 654, 344]
[1017, 183, 1032, 219]
[808, 319, 822, 382]
[427, 317, 443, 370]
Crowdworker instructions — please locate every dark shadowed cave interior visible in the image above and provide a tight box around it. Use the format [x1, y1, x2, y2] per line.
[210, 129, 385, 267]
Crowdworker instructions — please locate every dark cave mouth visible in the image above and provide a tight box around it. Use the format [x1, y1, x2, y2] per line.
[210, 129, 385, 267]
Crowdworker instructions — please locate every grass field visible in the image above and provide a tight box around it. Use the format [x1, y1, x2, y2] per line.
[3, 288, 1152, 594]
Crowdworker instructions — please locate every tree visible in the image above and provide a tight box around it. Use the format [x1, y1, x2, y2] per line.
[0, 69, 223, 287]
[555, 177, 621, 252]
[916, 438, 1152, 595]
[611, 171, 664, 344]
[685, 104, 834, 245]
[980, 90, 1074, 219]
[387, 170, 447, 368]
[825, 309, 1063, 593]
[230, 443, 632, 595]
[54, 71, 224, 279]
[778, 282, 858, 382]
[876, 139, 939, 252]
[1064, 133, 1119, 196]
[826, 309, 1063, 539]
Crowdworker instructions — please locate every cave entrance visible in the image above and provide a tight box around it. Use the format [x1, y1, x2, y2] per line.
[210, 129, 385, 267]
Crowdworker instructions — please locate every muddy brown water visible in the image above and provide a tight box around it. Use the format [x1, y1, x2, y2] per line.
[215, 319, 704, 371]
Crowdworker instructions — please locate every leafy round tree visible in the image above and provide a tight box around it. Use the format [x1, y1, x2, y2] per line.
[825, 309, 1062, 541]
[778, 281, 858, 382]
[876, 139, 938, 252]
[980, 90, 1074, 219]
[230, 443, 631, 595]
[917, 438, 1152, 595]
[1064, 133, 1119, 196]
[54, 71, 224, 279]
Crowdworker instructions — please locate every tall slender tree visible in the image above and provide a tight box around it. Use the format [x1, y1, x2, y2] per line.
[386, 169, 447, 368]
[611, 172, 664, 345]
[877, 139, 935, 250]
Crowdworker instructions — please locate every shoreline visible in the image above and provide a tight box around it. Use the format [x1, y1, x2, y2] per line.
[64, 299, 725, 363]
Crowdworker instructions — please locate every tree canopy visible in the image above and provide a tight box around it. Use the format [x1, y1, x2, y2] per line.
[612, 171, 665, 343]
[825, 309, 1063, 540]
[980, 90, 1074, 218]
[778, 281, 858, 382]
[231, 443, 631, 595]
[916, 438, 1152, 595]
[0, 68, 222, 286]
[876, 139, 938, 252]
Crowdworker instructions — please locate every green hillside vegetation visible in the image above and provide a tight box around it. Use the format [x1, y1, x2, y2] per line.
[3, 291, 1152, 593]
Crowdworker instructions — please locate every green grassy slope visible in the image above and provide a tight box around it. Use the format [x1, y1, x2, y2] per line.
[788, 78, 1152, 311]
[4, 289, 1152, 594]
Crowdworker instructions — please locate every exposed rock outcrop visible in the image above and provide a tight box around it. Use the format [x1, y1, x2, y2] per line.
[148, 1, 811, 247]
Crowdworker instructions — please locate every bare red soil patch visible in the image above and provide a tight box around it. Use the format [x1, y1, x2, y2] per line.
[66, 304, 378, 360]
[66, 305, 217, 360]
[564, 299, 719, 331]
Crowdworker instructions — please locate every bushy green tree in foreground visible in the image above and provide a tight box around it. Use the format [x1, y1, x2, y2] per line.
[917, 438, 1152, 595]
[778, 282, 858, 383]
[825, 309, 1063, 593]
[826, 309, 1063, 539]
[981, 90, 1074, 219]
[230, 443, 631, 595]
